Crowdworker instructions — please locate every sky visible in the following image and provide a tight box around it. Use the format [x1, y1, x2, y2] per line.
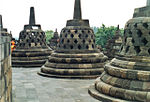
[0, 0, 146, 38]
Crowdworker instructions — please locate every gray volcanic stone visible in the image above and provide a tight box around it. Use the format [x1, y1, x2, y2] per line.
[38, 0, 107, 79]
[89, 1, 150, 102]
[12, 7, 52, 67]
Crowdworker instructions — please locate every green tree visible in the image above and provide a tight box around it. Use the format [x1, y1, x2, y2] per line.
[45, 30, 54, 43]
[94, 24, 124, 48]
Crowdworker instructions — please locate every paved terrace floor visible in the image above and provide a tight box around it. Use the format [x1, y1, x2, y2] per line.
[12, 68, 101, 102]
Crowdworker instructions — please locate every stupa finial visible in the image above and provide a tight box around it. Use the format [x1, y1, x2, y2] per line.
[0, 15, 3, 30]
[147, 0, 150, 6]
[29, 7, 36, 25]
[73, 0, 82, 19]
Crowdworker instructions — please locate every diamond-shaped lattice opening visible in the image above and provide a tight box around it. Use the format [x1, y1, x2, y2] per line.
[68, 30, 71, 33]
[148, 48, 150, 55]
[86, 34, 88, 38]
[78, 34, 81, 39]
[129, 30, 132, 35]
[74, 39, 78, 44]
[75, 30, 78, 33]
[91, 35, 94, 39]
[71, 34, 74, 38]
[86, 45, 89, 49]
[78, 45, 81, 49]
[125, 46, 130, 53]
[63, 30, 66, 33]
[31, 39, 34, 42]
[124, 37, 127, 43]
[67, 39, 70, 43]
[82, 39, 86, 44]
[88, 30, 91, 33]
[63, 45, 66, 49]
[92, 44, 94, 48]
[29, 43, 31, 47]
[70, 45, 73, 49]
[65, 34, 67, 38]
[120, 46, 123, 51]
[142, 38, 148, 45]
[143, 23, 148, 29]
[137, 29, 142, 37]
[82, 30, 85, 33]
[134, 46, 141, 54]
[61, 39, 64, 44]
[89, 40, 91, 43]
[93, 39, 95, 43]
[132, 38, 135, 44]
[134, 23, 137, 28]
[26, 39, 29, 42]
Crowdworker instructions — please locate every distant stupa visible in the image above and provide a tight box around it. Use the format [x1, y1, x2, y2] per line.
[38, 0, 108, 79]
[12, 7, 52, 67]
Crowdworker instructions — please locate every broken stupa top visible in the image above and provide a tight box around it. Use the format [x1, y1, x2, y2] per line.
[17, 7, 47, 49]
[57, 0, 97, 52]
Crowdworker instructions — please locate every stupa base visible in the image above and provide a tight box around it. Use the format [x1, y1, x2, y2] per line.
[38, 67, 104, 79]
[88, 85, 132, 102]
[12, 49, 52, 67]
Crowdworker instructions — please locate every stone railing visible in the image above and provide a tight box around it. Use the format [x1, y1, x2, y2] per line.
[0, 33, 12, 102]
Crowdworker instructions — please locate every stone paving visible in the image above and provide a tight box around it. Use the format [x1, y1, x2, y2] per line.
[12, 68, 101, 102]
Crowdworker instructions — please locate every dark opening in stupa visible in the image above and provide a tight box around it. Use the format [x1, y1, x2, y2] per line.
[12, 7, 52, 67]
[38, 0, 108, 79]
[89, 0, 150, 101]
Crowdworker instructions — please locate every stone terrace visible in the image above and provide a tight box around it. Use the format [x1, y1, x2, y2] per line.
[12, 68, 100, 102]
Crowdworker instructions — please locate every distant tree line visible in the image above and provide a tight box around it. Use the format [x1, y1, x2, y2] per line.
[45, 24, 124, 48]
[94, 24, 124, 48]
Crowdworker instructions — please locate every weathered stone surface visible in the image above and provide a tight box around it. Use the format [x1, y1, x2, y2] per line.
[12, 7, 52, 67]
[0, 15, 12, 102]
[104, 25, 123, 60]
[89, 2, 150, 102]
[38, 0, 107, 79]
[48, 29, 59, 50]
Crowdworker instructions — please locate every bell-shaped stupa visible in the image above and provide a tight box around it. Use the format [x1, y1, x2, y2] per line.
[48, 29, 59, 50]
[38, 0, 108, 79]
[89, 1, 150, 101]
[104, 25, 123, 60]
[12, 7, 52, 67]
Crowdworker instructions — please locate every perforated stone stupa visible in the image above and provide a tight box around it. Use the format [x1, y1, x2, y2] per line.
[89, 1, 150, 102]
[12, 7, 52, 67]
[38, 0, 107, 79]
[48, 29, 59, 50]
[104, 25, 122, 60]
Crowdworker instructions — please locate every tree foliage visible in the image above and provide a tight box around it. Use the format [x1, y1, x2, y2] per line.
[94, 24, 124, 48]
[45, 30, 54, 43]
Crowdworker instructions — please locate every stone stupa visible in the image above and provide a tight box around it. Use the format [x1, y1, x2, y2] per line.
[38, 0, 108, 79]
[12, 7, 52, 67]
[48, 29, 59, 50]
[89, 0, 150, 101]
[104, 25, 123, 60]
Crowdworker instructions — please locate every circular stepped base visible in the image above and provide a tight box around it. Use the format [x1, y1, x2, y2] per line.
[38, 71, 100, 79]
[88, 85, 133, 102]
[12, 49, 52, 68]
[12, 59, 47, 67]
[38, 66, 104, 79]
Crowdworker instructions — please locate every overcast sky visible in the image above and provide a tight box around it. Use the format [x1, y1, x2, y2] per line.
[0, 0, 146, 38]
